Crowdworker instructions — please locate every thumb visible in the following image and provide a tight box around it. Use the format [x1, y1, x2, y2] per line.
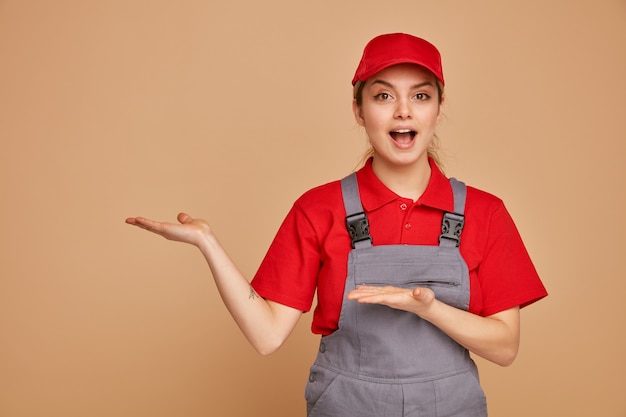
[412, 287, 435, 304]
[411, 288, 422, 300]
[412, 288, 426, 301]
[177, 212, 193, 224]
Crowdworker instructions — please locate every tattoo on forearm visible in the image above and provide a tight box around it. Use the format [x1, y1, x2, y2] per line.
[249, 287, 258, 300]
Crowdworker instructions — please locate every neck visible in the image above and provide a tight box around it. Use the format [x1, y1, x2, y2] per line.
[371, 155, 432, 201]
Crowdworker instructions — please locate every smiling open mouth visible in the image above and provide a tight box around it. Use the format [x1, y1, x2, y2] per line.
[390, 129, 416, 144]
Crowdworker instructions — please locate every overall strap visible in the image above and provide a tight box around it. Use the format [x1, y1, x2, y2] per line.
[342, 174, 467, 249]
[340, 173, 373, 249]
[439, 177, 467, 248]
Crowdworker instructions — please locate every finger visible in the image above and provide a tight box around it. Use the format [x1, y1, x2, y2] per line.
[127, 217, 167, 234]
[411, 287, 434, 303]
[412, 288, 423, 300]
[347, 286, 382, 299]
[352, 293, 405, 305]
[177, 212, 192, 224]
[354, 285, 378, 291]
[354, 285, 397, 293]
[347, 290, 378, 303]
[356, 285, 406, 295]
[347, 288, 371, 300]
[125, 217, 150, 227]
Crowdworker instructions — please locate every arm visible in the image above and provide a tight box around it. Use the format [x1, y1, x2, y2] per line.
[347, 286, 520, 366]
[126, 213, 302, 355]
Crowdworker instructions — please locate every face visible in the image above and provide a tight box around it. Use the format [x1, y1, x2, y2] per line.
[353, 63, 443, 172]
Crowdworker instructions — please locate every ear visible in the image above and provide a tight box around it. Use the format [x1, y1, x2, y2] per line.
[436, 95, 445, 124]
[352, 99, 366, 127]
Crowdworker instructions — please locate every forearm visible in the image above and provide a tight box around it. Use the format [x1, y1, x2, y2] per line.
[197, 232, 301, 355]
[419, 302, 520, 367]
[125, 214, 301, 354]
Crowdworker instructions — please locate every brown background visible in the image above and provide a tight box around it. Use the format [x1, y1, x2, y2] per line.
[1, 0, 625, 416]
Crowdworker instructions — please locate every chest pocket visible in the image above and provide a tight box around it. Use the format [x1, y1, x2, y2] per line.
[351, 245, 469, 310]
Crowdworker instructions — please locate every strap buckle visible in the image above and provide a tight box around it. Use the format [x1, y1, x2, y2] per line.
[346, 212, 372, 249]
[439, 212, 464, 247]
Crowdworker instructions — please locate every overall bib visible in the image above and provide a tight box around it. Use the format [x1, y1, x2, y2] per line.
[305, 174, 487, 417]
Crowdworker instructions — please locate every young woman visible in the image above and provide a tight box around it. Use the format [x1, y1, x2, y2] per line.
[126, 33, 547, 416]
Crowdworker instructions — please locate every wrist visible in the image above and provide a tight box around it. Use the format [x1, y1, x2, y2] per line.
[415, 295, 442, 322]
[196, 228, 217, 252]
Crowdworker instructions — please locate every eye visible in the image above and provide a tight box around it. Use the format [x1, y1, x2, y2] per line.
[414, 93, 431, 101]
[374, 92, 392, 101]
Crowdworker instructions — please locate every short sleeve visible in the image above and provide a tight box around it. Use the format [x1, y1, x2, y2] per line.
[250, 202, 321, 312]
[477, 203, 548, 316]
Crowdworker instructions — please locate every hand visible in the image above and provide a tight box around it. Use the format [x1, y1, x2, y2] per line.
[125, 212, 211, 247]
[346, 285, 436, 316]
[349, 285, 522, 366]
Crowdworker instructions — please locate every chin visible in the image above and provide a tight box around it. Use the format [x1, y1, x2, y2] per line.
[375, 153, 429, 169]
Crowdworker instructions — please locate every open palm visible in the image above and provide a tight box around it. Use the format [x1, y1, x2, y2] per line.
[125, 212, 210, 247]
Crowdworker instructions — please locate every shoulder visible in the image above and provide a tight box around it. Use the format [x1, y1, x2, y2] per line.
[461, 184, 513, 249]
[288, 178, 346, 231]
[465, 185, 505, 213]
[278, 177, 351, 250]
[294, 179, 343, 208]
[455, 180, 508, 224]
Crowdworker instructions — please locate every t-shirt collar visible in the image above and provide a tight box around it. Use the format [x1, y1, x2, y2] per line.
[355, 157, 454, 212]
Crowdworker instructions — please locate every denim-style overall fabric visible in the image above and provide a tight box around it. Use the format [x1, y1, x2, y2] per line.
[305, 174, 487, 417]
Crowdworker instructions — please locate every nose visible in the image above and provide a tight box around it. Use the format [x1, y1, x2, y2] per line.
[394, 98, 411, 119]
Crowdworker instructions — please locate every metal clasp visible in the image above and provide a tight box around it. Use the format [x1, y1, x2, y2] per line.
[346, 212, 372, 249]
[439, 212, 465, 247]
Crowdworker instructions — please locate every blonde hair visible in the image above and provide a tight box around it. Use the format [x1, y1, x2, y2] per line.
[353, 79, 445, 171]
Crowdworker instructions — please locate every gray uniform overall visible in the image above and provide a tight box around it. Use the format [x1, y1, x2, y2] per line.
[305, 174, 487, 417]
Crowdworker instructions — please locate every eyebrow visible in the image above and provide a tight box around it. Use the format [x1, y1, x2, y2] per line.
[370, 80, 435, 90]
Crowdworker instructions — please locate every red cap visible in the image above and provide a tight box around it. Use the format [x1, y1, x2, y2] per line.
[352, 33, 444, 86]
